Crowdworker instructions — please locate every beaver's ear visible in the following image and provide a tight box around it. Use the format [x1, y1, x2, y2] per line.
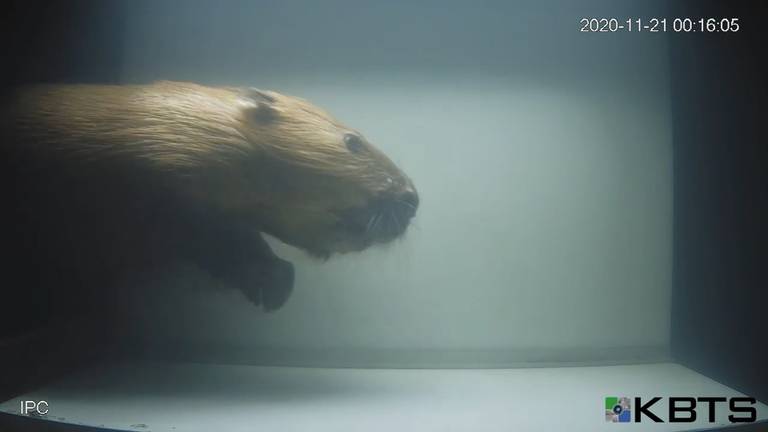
[239, 88, 280, 122]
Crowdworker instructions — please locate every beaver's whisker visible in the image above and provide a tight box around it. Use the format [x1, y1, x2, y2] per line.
[390, 210, 402, 234]
[395, 199, 417, 210]
[365, 213, 378, 235]
[371, 212, 383, 236]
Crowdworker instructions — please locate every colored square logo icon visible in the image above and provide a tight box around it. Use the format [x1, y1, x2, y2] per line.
[605, 396, 632, 422]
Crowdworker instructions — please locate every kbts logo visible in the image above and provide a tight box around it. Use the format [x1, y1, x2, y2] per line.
[605, 396, 756, 423]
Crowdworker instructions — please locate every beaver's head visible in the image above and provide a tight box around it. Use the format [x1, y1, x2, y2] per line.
[232, 88, 418, 258]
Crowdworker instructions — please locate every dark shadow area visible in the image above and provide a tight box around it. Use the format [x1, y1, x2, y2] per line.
[0, 1, 124, 89]
[0, 0, 126, 404]
[670, 0, 768, 404]
[0, 413, 121, 432]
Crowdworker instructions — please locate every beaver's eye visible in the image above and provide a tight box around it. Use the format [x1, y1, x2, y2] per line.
[344, 134, 364, 154]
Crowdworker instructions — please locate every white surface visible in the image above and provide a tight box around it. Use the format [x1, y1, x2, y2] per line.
[1, 362, 765, 432]
[112, 0, 672, 360]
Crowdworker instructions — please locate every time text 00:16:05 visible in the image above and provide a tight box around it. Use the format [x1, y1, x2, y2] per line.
[580, 18, 740, 33]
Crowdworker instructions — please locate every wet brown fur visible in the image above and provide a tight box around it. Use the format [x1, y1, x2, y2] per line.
[3, 81, 414, 257]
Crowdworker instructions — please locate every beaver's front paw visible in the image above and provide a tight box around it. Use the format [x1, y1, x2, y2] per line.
[235, 257, 295, 312]
[186, 228, 296, 311]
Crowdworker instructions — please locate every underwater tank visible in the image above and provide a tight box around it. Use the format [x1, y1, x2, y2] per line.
[0, 0, 766, 431]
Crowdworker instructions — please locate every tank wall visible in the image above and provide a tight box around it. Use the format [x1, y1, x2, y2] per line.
[114, 0, 672, 362]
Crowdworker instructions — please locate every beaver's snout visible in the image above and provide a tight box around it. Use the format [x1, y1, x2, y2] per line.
[391, 187, 419, 220]
[369, 183, 419, 237]
[335, 184, 418, 243]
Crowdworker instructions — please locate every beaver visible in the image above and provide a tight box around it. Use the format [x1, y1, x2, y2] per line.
[1, 81, 418, 316]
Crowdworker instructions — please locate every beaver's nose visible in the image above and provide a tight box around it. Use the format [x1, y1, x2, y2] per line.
[394, 187, 419, 219]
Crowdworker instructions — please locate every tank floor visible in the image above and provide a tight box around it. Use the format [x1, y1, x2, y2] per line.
[1, 362, 766, 431]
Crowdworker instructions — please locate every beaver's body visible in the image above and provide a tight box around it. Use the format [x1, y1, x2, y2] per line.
[1, 81, 417, 324]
